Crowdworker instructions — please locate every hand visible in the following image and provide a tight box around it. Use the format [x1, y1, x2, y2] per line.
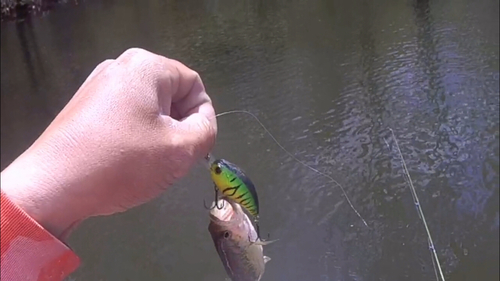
[0, 48, 217, 240]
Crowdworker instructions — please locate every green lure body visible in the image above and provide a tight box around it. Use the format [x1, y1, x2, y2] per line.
[209, 159, 260, 218]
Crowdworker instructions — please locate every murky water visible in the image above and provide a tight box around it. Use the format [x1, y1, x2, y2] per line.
[1, 0, 499, 280]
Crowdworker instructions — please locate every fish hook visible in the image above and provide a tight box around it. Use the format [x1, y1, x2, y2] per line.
[203, 185, 225, 210]
[203, 199, 215, 210]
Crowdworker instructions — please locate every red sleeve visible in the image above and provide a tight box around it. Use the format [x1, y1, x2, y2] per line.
[1, 191, 81, 281]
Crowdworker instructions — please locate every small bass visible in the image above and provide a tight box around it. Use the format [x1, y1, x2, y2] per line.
[208, 199, 275, 281]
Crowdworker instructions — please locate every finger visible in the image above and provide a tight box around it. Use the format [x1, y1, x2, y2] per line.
[164, 59, 218, 139]
[153, 58, 217, 143]
[164, 59, 214, 118]
[113, 48, 217, 129]
[114, 48, 212, 118]
[170, 106, 182, 121]
[166, 112, 217, 162]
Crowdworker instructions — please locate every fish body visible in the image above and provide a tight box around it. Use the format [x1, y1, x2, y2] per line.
[209, 158, 259, 218]
[208, 199, 274, 281]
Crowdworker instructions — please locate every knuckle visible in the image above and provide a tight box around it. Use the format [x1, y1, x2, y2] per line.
[119, 48, 159, 70]
[168, 58, 200, 78]
[96, 59, 115, 72]
[188, 68, 201, 81]
[121, 47, 148, 58]
[185, 65, 199, 77]
[97, 59, 114, 68]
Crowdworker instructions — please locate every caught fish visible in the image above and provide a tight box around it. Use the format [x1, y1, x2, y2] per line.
[208, 198, 275, 281]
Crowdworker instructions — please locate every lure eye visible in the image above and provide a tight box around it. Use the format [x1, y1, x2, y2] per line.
[214, 166, 222, 175]
[223, 231, 231, 239]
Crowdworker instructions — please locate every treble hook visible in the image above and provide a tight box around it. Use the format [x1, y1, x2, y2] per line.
[203, 185, 225, 210]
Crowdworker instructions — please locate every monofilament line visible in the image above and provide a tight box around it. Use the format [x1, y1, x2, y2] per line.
[213, 110, 369, 228]
[384, 128, 446, 281]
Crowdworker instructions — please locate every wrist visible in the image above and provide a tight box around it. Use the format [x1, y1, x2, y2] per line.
[1, 152, 82, 241]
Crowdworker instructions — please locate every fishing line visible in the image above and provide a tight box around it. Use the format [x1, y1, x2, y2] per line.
[209, 109, 369, 228]
[383, 128, 446, 281]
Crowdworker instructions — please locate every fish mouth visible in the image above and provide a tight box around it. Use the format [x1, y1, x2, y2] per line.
[209, 199, 234, 222]
[209, 199, 244, 222]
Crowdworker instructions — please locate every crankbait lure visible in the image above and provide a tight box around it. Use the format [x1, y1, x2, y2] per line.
[204, 154, 263, 239]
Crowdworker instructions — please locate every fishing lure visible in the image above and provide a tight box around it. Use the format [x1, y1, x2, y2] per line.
[204, 154, 263, 239]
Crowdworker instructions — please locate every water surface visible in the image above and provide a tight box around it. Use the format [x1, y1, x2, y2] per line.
[1, 0, 498, 280]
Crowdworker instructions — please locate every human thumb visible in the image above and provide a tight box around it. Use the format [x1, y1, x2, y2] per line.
[174, 113, 217, 161]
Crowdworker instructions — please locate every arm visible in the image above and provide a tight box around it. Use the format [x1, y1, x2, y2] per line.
[0, 48, 217, 281]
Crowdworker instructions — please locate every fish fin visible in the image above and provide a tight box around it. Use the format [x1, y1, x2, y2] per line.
[263, 256, 271, 264]
[252, 239, 278, 246]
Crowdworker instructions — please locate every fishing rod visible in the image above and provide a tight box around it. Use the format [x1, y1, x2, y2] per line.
[384, 128, 446, 281]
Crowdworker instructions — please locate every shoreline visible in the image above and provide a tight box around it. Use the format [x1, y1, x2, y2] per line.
[1, 0, 67, 22]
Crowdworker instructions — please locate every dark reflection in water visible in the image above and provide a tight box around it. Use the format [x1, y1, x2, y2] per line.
[1, 0, 498, 280]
